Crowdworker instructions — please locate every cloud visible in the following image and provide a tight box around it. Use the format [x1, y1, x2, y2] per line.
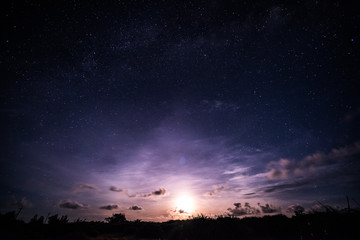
[11, 197, 32, 209]
[152, 188, 166, 196]
[205, 185, 226, 196]
[109, 186, 123, 192]
[170, 208, 187, 214]
[80, 184, 98, 190]
[266, 158, 294, 180]
[258, 203, 280, 214]
[100, 204, 118, 210]
[129, 205, 142, 210]
[73, 183, 98, 193]
[299, 152, 327, 170]
[329, 142, 360, 160]
[223, 167, 251, 175]
[58, 200, 86, 210]
[263, 180, 310, 193]
[227, 202, 260, 216]
[267, 168, 289, 180]
[266, 142, 360, 180]
[129, 188, 167, 198]
[243, 192, 256, 195]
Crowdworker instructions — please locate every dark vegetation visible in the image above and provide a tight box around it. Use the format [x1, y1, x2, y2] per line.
[1, 210, 360, 239]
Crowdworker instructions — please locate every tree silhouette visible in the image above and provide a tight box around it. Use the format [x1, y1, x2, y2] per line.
[105, 213, 126, 223]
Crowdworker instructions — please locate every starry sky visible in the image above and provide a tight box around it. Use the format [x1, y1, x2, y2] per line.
[1, 0, 360, 222]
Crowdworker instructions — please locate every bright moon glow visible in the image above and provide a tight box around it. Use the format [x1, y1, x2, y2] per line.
[175, 195, 195, 213]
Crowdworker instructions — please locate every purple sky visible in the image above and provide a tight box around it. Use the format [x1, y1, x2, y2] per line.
[1, 1, 360, 221]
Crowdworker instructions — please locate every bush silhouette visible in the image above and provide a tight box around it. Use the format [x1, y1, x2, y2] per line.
[1, 207, 360, 239]
[105, 213, 126, 223]
[48, 214, 69, 225]
[29, 214, 44, 225]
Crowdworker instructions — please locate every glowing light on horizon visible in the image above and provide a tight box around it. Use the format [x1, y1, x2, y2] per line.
[175, 195, 195, 213]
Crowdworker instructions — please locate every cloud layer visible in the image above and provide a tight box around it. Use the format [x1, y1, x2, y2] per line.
[266, 142, 360, 180]
[227, 202, 260, 216]
[227, 202, 280, 216]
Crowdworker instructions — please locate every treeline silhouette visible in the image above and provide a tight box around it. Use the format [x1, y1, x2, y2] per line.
[1, 208, 360, 239]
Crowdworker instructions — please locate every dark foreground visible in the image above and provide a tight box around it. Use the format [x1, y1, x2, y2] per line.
[2, 211, 360, 240]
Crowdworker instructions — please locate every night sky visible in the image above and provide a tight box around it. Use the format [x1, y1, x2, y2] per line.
[1, 0, 360, 222]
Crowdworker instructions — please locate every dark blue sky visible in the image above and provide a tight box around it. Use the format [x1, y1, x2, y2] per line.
[1, 0, 360, 221]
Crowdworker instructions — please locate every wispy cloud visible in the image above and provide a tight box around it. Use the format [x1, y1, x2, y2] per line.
[223, 167, 251, 175]
[243, 192, 256, 196]
[263, 180, 310, 193]
[204, 185, 226, 196]
[129, 188, 166, 198]
[73, 183, 99, 193]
